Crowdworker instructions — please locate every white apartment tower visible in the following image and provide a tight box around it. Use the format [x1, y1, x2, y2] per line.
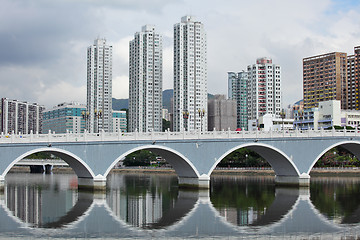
[247, 57, 281, 121]
[129, 25, 163, 132]
[86, 38, 113, 133]
[173, 16, 207, 132]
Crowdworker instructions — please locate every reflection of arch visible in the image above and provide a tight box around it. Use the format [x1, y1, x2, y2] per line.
[307, 141, 360, 174]
[310, 177, 360, 225]
[103, 145, 200, 178]
[2, 147, 95, 179]
[41, 192, 94, 228]
[207, 187, 303, 232]
[250, 188, 299, 226]
[89, 191, 203, 233]
[1, 188, 94, 229]
[141, 190, 199, 229]
[208, 143, 300, 177]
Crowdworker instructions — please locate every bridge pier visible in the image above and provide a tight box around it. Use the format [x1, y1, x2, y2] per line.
[178, 175, 210, 189]
[0, 176, 4, 192]
[275, 173, 310, 187]
[78, 175, 107, 191]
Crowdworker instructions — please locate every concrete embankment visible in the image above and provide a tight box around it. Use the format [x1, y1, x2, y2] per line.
[8, 166, 360, 177]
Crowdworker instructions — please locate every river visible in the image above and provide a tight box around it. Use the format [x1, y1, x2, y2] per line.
[1, 172, 360, 239]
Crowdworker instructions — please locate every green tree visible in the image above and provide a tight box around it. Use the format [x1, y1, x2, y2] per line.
[314, 146, 360, 167]
[218, 148, 270, 168]
[162, 119, 170, 132]
[123, 150, 157, 166]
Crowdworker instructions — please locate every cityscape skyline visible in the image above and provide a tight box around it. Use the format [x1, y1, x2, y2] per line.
[1, 0, 359, 109]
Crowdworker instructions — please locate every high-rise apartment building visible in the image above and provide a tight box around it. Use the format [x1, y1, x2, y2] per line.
[87, 38, 113, 133]
[247, 57, 282, 122]
[0, 98, 44, 134]
[228, 71, 248, 130]
[303, 52, 347, 110]
[129, 25, 163, 132]
[42, 102, 86, 134]
[173, 16, 207, 132]
[347, 46, 360, 110]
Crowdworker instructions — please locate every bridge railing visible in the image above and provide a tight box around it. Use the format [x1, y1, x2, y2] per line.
[0, 128, 358, 144]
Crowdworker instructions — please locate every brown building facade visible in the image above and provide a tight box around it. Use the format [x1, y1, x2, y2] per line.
[347, 46, 360, 110]
[303, 52, 348, 109]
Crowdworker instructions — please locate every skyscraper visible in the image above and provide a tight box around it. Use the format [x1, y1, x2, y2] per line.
[228, 71, 248, 130]
[347, 46, 360, 110]
[173, 16, 207, 132]
[129, 25, 163, 132]
[303, 52, 347, 110]
[86, 38, 113, 133]
[247, 57, 281, 122]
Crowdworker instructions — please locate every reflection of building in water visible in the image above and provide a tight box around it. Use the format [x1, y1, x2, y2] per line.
[5, 185, 77, 227]
[107, 189, 163, 227]
[218, 207, 265, 226]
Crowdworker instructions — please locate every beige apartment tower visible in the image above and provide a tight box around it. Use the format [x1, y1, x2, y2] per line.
[347, 46, 360, 110]
[303, 52, 347, 109]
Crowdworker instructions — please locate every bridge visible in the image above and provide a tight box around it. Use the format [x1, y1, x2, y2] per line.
[0, 128, 359, 189]
[15, 159, 69, 173]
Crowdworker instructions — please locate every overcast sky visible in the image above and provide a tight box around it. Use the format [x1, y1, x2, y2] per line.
[1, 0, 360, 109]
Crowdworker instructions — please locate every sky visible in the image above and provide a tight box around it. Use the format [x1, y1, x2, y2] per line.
[1, 0, 360, 109]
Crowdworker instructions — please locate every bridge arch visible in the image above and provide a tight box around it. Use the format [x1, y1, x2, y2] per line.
[307, 140, 360, 174]
[208, 143, 300, 177]
[103, 145, 200, 179]
[2, 147, 95, 179]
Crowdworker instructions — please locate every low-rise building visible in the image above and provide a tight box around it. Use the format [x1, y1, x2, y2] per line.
[43, 102, 86, 133]
[254, 114, 294, 131]
[113, 110, 127, 133]
[294, 100, 360, 130]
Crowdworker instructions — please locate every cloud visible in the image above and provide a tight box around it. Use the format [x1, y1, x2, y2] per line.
[1, 0, 360, 111]
[37, 81, 86, 108]
[113, 75, 129, 99]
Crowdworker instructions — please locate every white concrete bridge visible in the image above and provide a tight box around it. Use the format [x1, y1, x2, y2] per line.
[0, 128, 359, 189]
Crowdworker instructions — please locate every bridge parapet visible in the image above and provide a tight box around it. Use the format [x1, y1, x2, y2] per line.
[0, 128, 358, 144]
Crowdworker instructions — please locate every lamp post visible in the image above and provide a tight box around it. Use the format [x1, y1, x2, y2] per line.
[198, 109, 205, 132]
[94, 109, 102, 133]
[183, 111, 189, 131]
[280, 109, 286, 131]
[81, 110, 90, 132]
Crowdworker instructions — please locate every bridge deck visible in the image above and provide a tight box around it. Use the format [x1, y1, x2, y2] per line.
[0, 128, 357, 143]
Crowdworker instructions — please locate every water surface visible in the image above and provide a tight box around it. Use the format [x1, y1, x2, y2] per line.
[1, 172, 360, 239]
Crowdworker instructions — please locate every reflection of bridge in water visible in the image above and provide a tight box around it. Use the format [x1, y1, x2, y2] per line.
[0, 184, 359, 238]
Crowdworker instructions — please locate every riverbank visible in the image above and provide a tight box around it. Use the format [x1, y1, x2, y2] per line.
[8, 166, 360, 177]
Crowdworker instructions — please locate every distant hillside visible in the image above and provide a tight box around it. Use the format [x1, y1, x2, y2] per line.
[162, 89, 173, 111]
[113, 89, 215, 111]
[162, 89, 214, 111]
[112, 98, 128, 110]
